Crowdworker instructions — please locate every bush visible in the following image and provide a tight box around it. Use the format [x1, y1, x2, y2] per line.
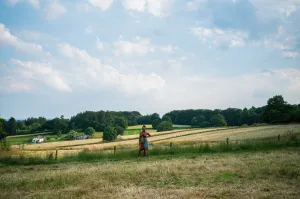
[210, 114, 227, 127]
[200, 121, 210, 128]
[115, 126, 124, 135]
[84, 127, 95, 136]
[152, 119, 161, 129]
[157, 121, 173, 132]
[64, 130, 78, 140]
[0, 140, 10, 151]
[103, 125, 117, 141]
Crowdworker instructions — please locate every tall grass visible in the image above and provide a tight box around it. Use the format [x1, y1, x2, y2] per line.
[1, 131, 299, 166]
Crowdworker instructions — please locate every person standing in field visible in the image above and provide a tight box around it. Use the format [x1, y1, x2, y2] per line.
[138, 125, 151, 157]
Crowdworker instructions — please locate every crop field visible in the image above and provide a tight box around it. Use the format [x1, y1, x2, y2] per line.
[157, 124, 300, 143]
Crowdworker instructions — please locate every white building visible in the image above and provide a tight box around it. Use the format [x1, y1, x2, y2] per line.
[32, 136, 45, 143]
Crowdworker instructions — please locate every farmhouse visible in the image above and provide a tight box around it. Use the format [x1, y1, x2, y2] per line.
[32, 136, 45, 143]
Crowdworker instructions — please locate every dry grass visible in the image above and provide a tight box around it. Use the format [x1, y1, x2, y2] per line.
[159, 125, 300, 143]
[1, 149, 299, 199]
[71, 128, 224, 150]
[127, 124, 152, 129]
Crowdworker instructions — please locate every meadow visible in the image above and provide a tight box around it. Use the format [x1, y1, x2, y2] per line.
[1, 124, 300, 198]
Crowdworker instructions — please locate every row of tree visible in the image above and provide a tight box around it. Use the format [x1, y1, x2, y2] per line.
[163, 96, 300, 127]
[0, 95, 299, 141]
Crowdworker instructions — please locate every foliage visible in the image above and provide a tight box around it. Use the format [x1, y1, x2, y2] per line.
[114, 117, 128, 129]
[210, 114, 227, 127]
[157, 121, 173, 132]
[7, 117, 17, 136]
[262, 95, 298, 124]
[115, 126, 125, 135]
[103, 125, 117, 141]
[152, 119, 161, 129]
[29, 123, 42, 133]
[64, 130, 78, 140]
[162, 116, 172, 123]
[0, 119, 6, 140]
[84, 127, 95, 136]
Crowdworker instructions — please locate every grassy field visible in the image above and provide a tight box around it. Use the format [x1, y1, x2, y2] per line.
[0, 148, 299, 199]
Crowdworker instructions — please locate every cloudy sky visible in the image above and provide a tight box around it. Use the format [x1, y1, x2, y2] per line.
[0, 0, 300, 119]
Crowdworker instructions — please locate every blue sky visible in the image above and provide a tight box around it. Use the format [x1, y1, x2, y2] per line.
[0, 0, 300, 119]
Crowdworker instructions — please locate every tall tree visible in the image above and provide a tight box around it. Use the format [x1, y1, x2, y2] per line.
[210, 114, 227, 127]
[7, 117, 17, 136]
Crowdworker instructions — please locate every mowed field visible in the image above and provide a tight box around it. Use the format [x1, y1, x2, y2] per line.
[1, 149, 299, 199]
[10, 124, 300, 151]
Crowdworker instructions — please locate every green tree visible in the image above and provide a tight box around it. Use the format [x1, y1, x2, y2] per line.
[210, 114, 227, 127]
[152, 119, 161, 129]
[29, 123, 41, 133]
[151, 113, 160, 122]
[84, 127, 95, 136]
[191, 117, 198, 128]
[7, 117, 17, 136]
[114, 117, 128, 129]
[17, 121, 27, 131]
[200, 121, 211, 128]
[0, 119, 6, 140]
[115, 126, 125, 135]
[162, 116, 172, 123]
[64, 130, 78, 140]
[103, 125, 117, 141]
[157, 121, 173, 132]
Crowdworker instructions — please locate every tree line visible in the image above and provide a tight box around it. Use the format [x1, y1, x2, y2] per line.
[0, 95, 299, 142]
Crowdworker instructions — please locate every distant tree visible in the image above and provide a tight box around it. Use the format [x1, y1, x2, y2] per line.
[200, 121, 211, 128]
[7, 117, 17, 136]
[37, 117, 47, 125]
[53, 118, 68, 134]
[115, 126, 125, 135]
[29, 123, 41, 133]
[0, 119, 6, 140]
[114, 117, 128, 129]
[103, 125, 117, 141]
[262, 95, 292, 123]
[157, 121, 173, 132]
[162, 116, 172, 123]
[17, 121, 27, 131]
[191, 117, 199, 128]
[196, 115, 206, 125]
[152, 119, 161, 129]
[64, 130, 78, 140]
[84, 127, 95, 136]
[151, 113, 160, 122]
[210, 114, 227, 127]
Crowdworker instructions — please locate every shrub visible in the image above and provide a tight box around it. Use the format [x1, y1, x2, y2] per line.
[103, 125, 117, 141]
[115, 126, 124, 135]
[152, 119, 161, 129]
[84, 127, 95, 136]
[157, 121, 173, 132]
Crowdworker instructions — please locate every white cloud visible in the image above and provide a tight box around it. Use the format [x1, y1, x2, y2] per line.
[152, 68, 300, 112]
[7, 59, 71, 92]
[122, 0, 146, 12]
[192, 26, 248, 48]
[85, 25, 93, 35]
[96, 37, 103, 50]
[6, 0, 39, 9]
[187, 0, 206, 11]
[114, 37, 153, 55]
[0, 23, 51, 57]
[283, 51, 299, 58]
[122, 0, 172, 17]
[57, 43, 165, 93]
[88, 0, 114, 11]
[42, 2, 66, 20]
[159, 45, 176, 53]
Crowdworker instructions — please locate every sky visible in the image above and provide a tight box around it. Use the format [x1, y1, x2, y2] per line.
[0, 0, 300, 119]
